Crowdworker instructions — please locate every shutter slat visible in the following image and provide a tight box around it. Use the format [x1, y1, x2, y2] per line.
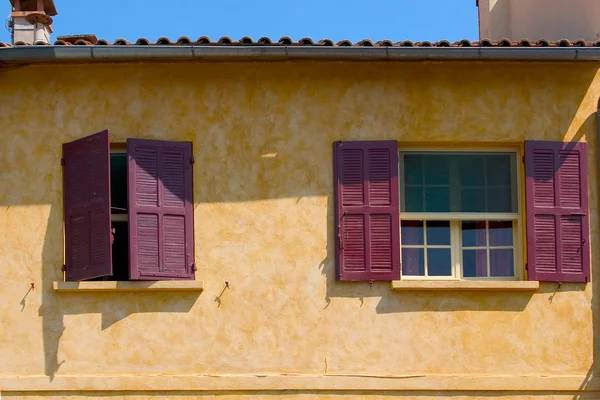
[342, 214, 366, 271]
[558, 150, 582, 208]
[370, 214, 393, 271]
[560, 215, 584, 273]
[341, 148, 364, 206]
[532, 150, 555, 207]
[334, 141, 400, 281]
[63, 130, 112, 281]
[368, 148, 392, 205]
[525, 141, 590, 282]
[128, 139, 195, 280]
[135, 148, 159, 206]
[533, 215, 557, 273]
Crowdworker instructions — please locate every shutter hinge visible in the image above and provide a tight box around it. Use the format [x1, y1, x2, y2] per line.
[190, 156, 195, 164]
[521, 156, 525, 163]
[525, 263, 528, 271]
[191, 262, 197, 271]
[61, 265, 66, 272]
[60, 158, 65, 166]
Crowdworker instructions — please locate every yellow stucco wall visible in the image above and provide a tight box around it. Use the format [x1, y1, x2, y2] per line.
[0, 61, 599, 399]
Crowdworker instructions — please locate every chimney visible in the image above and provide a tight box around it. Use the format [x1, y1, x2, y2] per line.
[9, 0, 57, 45]
[477, 0, 600, 41]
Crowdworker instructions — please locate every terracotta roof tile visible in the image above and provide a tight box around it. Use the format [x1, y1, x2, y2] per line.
[5, 36, 600, 48]
[177, 37, 192, 45]
[57, 34, 98, 45]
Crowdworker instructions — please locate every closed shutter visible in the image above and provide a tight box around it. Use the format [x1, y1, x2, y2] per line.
[524, 141, 590, 282]
[127, 139, 195, 280]
[333, 141, 400, 281]
[63, 130, 112, 281]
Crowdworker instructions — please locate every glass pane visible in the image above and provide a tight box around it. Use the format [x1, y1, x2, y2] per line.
[402, 248, 424, 276]
[486, 155, 512, 186]
[404, 155, 423, 185]
[401, 151, 517, 214]
[425, 187, 450, 212]
[404, 186, 424, 212]
[427, 248, 452, 276]
[463, 249, 488, 277]
[462, 221, 487, 247]
[489, 221, 513, 246]
[426, 221, 450, 245]
[487, 187, 513, 213]
[401, 221, 424, 245]
[490, 249, 514, 277]
[459, 155, 485, 187]
[460, 187, 485, 212]
[110, 153, 128, 214]
[423, 155, 450, 185]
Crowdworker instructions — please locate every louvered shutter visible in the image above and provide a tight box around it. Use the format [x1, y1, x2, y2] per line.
[63, 130, 112, 281]
[524, 141, 590, 282]
[127, 139, 195, 280]
[333, 141, 400, 281]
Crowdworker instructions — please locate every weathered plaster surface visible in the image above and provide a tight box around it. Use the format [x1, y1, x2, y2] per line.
[4, 393, 600, 400]
[0, 61, 599, 398]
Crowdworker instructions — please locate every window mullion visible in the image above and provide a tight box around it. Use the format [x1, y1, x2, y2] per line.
[486, 221, 491, 277]
[515, 218, 522, 280]
[451, 220, 460, 279]
[423, 221, 428, 277]
[398, 154, 405, 212]
[483, 156, 489, 213]
[449, 157, 460, 212]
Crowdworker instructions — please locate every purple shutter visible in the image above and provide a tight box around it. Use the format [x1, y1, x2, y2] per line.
[127, 139, 194, 280]
[524, 141, 590, 282]
[63, 130, 112, 281]
[333, 141, 400, 281]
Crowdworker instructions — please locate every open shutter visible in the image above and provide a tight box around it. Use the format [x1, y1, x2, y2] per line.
[524, 141, 590, 282]
[63, 130, 112, 281]
[333, 140, 400, 281]
[127, 139, 194, 280]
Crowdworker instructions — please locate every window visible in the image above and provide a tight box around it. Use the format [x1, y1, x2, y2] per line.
[108, 149, 129, 281]
[332, 139, 590, 283]
[399, 151, 520, 279]
[62, 130, 195, 282]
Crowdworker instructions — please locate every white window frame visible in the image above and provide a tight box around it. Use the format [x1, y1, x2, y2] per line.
[398, 147, 523, 281]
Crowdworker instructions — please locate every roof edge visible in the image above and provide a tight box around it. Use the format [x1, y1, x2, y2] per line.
[3, 45, 600, 63]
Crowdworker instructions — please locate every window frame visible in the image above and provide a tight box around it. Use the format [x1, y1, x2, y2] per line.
[63, 135, 196, 282]
[398, 147, 523, 281]
[110, 145, 128, 223]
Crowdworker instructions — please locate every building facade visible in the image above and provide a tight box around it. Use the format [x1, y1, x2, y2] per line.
[1, 0, 600, 398]
[0, 57, 598, 399]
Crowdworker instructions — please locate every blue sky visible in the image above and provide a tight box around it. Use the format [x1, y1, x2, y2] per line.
[1, 0, 479, 44]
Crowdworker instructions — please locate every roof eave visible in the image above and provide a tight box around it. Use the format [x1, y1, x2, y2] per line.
[2, 45, 600, 63]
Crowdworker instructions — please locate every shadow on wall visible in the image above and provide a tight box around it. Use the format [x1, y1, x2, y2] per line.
[317, 99, 597, 396]
[2, 61, 597, 382]
[38, 155, 201, 380]
[39, 214, 202, 381]
[573, 106, 600, 398]
[319, 112, 594, 312]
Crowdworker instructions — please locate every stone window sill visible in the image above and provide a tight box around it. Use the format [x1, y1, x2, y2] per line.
[391, 280, 539, 292]
[53, 281, 204, 292]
